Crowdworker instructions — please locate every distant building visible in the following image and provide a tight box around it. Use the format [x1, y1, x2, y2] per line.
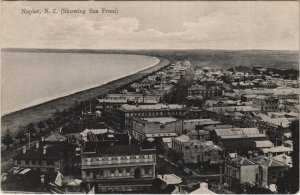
[104, 103, 186, 130]
[81, 145, 156, 193]
[212, 128, 268, 153]
[183, 119, 221, 131]
[188, 84, 223, 98]
[131, 117, 181, 141]
[252, 96, 280, 112]
[96, 94, 159, 111]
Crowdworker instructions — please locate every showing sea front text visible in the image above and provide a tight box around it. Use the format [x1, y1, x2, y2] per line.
[21, 8, 118, 15]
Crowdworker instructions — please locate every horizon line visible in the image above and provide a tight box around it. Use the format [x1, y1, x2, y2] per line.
[2, 47, 299, 52]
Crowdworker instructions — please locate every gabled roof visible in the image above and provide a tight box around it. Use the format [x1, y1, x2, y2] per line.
[251, 156, 285, 167]
[45, 133, 67, 142]
[228, 155, 256, 166]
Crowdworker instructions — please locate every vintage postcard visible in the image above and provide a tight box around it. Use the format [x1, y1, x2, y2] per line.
[1, 1, 299, 194]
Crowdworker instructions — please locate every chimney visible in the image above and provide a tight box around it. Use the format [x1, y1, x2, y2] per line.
[36, 141, 39, 149]
[22, 146, 26, 154]
[200, 182, 208, 189]
[40, 175, 45, 184]
[43, 146, 47, 154]
[13, 167, 20, 175]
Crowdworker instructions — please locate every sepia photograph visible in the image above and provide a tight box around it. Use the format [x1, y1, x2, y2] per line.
[1, 1, 299, 194]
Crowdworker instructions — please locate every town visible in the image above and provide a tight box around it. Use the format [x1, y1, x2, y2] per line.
[1, 59, 299, 194]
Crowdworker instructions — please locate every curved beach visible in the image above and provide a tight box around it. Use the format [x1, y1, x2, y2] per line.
[1, 56, 171, 133]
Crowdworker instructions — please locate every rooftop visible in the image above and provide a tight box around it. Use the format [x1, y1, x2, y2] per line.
[251, 156, 285, 167]
[173, 135, 190, 143]
[120, 103, 184, 111]
[143, 117, 178, 124]
[14, 142, 67, 160]
[215, 128, 266, 139]
[254, 140, 274, 148]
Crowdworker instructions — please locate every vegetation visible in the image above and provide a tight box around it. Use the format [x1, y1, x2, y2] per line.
[2, 129, 14, 148]
[15, 125, 26, 142]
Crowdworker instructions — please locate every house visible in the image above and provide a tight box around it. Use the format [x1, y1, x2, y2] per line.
[251, 156, 289, 187]
[13, 141, 73, 174]
[212, 128, 268, 153]
[131, 117, 181, 141]
[225, 154, 260, 189]
[81, 145, 156, 193]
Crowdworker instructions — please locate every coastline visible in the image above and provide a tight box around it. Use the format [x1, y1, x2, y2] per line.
[1, 56, 160, 116]
[1, 56, 171, 134]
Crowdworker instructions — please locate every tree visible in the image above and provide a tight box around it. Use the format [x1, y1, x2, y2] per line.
[45, 118, 54, 128]
[15, 125, 26, 142]
[276, 120, 299, 193]
[27, 123, 36, 134]
[37, 121, 46, 130]
[2, 129, 14, 148]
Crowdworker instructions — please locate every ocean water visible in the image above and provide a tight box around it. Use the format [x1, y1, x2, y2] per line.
[1, 52, 160, 115]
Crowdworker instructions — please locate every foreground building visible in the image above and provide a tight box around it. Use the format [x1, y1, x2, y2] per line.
[81, 145, 156, 193]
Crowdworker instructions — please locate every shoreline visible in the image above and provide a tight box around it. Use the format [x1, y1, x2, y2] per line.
[1, 56, 171, 133]
[1, 56, 160, 116]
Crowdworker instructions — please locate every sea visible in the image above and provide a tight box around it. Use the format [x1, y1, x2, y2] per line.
[1, 51, 160, 116]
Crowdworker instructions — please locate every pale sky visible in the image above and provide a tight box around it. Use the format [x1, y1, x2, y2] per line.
[2, 1, 299, 50]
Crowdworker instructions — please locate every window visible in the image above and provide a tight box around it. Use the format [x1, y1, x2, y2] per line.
[38, 160, 42, 165]
[25, 160, 29, 165]
[47, 160, 54, 165]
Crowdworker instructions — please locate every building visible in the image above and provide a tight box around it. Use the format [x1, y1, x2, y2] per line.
[171, 135, 190, 161]
[212, 128, 268, 153]
[188, 84, 223, 98]
[81, 145, 156, 193]
[251, 156, 289, 187]
[96, 94, 159, 111]
[13, 141, 73, 174]
[172, 136, 222, 164]
[225, 154, 260, 189]
[131, 117, 182, 141]
[254, 140, 274, 151]
[104, 103, 186, 130]
[261, 146, 292, 157]
[180, 140, 222, 164]
[183, 119, 221, 131]
[252, 96, 280, 112]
